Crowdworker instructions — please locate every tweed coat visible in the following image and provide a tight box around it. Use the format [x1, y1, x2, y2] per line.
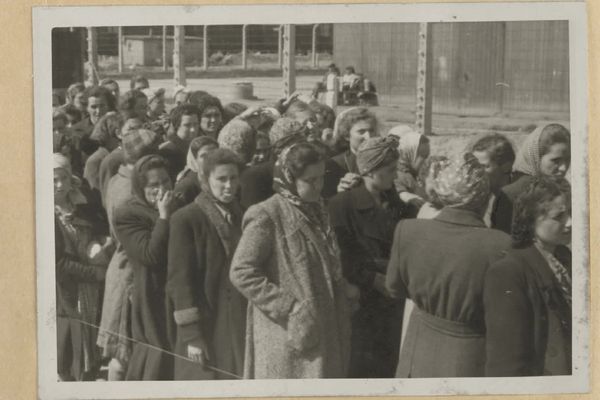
[230, 193, 352, 379]
[484, 245, 572, 376]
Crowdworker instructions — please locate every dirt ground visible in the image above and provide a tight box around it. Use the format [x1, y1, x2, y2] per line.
[113, 73, 570, 158]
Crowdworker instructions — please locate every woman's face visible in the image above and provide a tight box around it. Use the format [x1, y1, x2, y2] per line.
[295, 161, 326, 202]
[200, 106, 223, 136]
[143, 168, 172, 209]
[208, 164, 240, 204]
[73, 91, 87, 111]
[54, 168, 72, 203]
[414, 141, 431, 172]
[473, 150, 513, 194]
[349, 119, 376, 152]
[540, 143, 570, 177]
[195, 143, 218, 179]
[87, 96, 109, 124]
[368, 162, 398, 191]
[176, 114, 199, 142]
[534, 194, 571, 247]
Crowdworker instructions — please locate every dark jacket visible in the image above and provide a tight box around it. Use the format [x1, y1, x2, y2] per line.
[385, 208, 511, 377]
[328, 185, 405, 378]
[484, 245, 572, 376]
[239, 160, 275, 209]
[493, 173, 535, 234]
[167, 192, 246, 380]
[114, 198, 173, 380]
[173, 170, 202, 206]
[158, 137, 188, 181]
[72, 117, 100, 157]
[322, 150, 354, 199]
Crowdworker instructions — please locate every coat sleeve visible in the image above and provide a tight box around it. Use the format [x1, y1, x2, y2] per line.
[55, 220, 105, 282]
[229, 206, 297, 323]
[385, 222, 408, 299]
[167, 209, 206, 343]
[114, 205, 169, 269]
[484, 256, 535, 376]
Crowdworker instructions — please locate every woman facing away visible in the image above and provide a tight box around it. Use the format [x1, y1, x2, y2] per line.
[484, 177, 572, 376]
[54, 153, 112, 381]
[230, 142, 357, 379]
[328, 136, 405, 378]
[167, 149, 247, 380]
[113, 155, 178, 380]
[494, 123, 570, 234]
[385, 152, 512, 378]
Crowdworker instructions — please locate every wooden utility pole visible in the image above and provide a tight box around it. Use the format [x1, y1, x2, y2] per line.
[117, 26, 124, 73]
[203, 25, 208, 71]
[242, 25, 248, 70]
[86, 27, 99, 86]
[173, 25, 186, 87]
[162, 26, 167, 71]
[415, 23, 433, 135]
[277, 25, 283, 69]
[311, 24, 319, 68]
[282, 24, 296, 98]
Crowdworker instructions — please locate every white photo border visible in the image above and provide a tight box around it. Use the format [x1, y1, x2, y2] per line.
[34, 2, 589, 399]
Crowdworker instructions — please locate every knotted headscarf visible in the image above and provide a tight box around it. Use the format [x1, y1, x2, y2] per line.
[176, 136, 218, 183]
[426, 152, 490, 212]
[356, 136, 400, 176]
[53, 153, 87, 206]
[388, 125, 424, 174]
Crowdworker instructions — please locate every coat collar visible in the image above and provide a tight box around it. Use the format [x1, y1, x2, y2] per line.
[350, 185, 377, 210]
[434, 207, 486, 228]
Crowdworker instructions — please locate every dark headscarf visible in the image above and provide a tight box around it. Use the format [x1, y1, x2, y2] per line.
[356, 136, 399, 176]
[131, 154, 169, 207]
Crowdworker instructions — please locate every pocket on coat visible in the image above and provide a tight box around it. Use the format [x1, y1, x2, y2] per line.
[286, 300, 319, 353]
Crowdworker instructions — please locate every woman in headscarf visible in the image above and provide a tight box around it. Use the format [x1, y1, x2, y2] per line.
[54, 154, 112, 381]
[385, 152, 512, 378]
[494, 124, 570, 234]
[230, 142, 356, 379]
[485, 177, 572, 376]
[113, 155, 178, 380]
[167, 149, 247, 380]
[328, 136, 405, 378]
[217, 118, 257, 165]
[388, 125, 431, 218]
[322, 107, 378, 198]
[174, 136, 219, 205]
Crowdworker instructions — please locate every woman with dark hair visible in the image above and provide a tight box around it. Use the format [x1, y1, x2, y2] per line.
[72, 86, 117, 159]
[174, 136, 219, 205]
[322, 107, 378, 198]
[385, 153, 511, 377]
[494, 124, 570, 234]
[54, 154, 112, 381]
[230, 142, 355, 379]
[113, 155, 177, 380]
[167, 149, 247, 380]
[100, 78, 121, 102]
[484, 177, 572, 376]
[130, 74, 150, 91]
[328, 136, 405, 378]
[195, 95, 225, 140]
[159, 104, 202, 180]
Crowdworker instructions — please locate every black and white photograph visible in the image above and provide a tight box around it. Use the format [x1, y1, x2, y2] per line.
[34, 2, 589, 399]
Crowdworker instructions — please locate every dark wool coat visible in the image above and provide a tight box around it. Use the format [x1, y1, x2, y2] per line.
[158, 138, 188, 181]
[167, 192, 246, 380]
[386, 208, 511, 378]
[484, 245, 572, 376]
[72, 116, 100, 157]
[173, 170, 202, 206]
[230, 194, 352, 379]
[239, 160, 275, 209]
[114, 198, 174, 380]
[493, 173, 535, 234]
[322, 150, 353, 199]
[328, 185, 405, 378]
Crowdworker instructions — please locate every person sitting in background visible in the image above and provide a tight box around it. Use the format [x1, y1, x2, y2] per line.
[168, 149, 247, 380]
[356, 73, 378, 106]
[113, 155, 178, 380]
[329, 136, 405, 378]
[484, 177, 572, 376]
[470, 133, 516, 228]
[494, 124, 570, 234]
[341, 66, 361, 105]
[385, 152, 511, 378]
[174, 136, 219, 205]
[72, 86, 116, 161]
[97, 128, 160, 381]
[54, 154, 112, 381]
[159, 104, 202, 180]
[322, 107, 378, 198]
[60, 82, 87, 116]
[129, 74, 149, 91]
[100, 79, 121, 103]
[388, 125, 431, 218]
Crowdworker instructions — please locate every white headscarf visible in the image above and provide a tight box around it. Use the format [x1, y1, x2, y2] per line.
[388, 125, 424, 172]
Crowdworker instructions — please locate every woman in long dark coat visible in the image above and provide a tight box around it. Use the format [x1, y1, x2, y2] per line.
[167, 149, 247, 380]
[114, 155, 177, 380]
[484, 177, 572, 376]
[329, 136, 405, 378]
[385, 153, 512, 377]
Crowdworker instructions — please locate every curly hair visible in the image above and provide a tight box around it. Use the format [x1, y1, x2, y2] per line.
[334, 107, 377, 143]
[471, 133, 515, 166]
[202, 148, 244, 179]
[284, 142, 325, 179]
[511, 176, 571, 248]
[83, 85, 117, 111]
[119, 90, 148, 119]
[169, 104, 202, 133]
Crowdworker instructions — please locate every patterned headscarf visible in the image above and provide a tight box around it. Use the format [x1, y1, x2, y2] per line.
[356, 136, 400, 176]
[269, 117, 308, 157]
[388, 125, 424, 173]
[218, 119, 256, 164]
[512, 125, 546, 176]
[426, 152, 490, 212]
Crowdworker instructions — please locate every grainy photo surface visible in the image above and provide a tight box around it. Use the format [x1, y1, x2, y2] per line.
[34, 2, 589, 399]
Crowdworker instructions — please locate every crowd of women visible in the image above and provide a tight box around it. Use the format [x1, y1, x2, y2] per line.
[53, 73, 573, 382]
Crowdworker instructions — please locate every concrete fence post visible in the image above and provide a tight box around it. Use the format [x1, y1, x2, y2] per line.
[162, 26, 167, 71]
[86, 27, 99, 86]
[242, 24, 249, 70]
[173, 25, 186, 87]
[282, 24, 296, 98]
[415, 22, 433, 136]
[277, 25, 283, 69]
[203, 25, 208, 71]
[312, 24, 319, 68]
[117, 26, 124, 73]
